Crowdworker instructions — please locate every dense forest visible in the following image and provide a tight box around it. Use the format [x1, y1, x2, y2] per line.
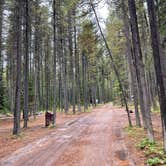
[0, 0, 166, 153]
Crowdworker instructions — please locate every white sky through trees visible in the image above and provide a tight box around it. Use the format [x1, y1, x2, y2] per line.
[40, 0, 109, 28]
[96, 0, 109, 29]
[97, 0, 109, 20]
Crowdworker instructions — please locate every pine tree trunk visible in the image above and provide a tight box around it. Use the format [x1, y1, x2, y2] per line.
[0, 0, 4, 110]
[62, 24, 69, 113]
[82, 51, 88, 111]
[45, 37, 50, 112]
[34, 0, 40, 118]
[23, 0, 29, 128]
[52, 0, 57, 125]
[74, 13, 81, 112]
[128, 0, 154, 140]
[63, 42, 69, 113]
[68, 11, 75, 114]
[13, 0, 22, 135]
[121, 1, 141, 127]
[101, 68, 105, 103]
[147, 0, 166, 151]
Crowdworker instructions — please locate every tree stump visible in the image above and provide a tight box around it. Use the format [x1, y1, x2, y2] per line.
[45, 112, 54, 127]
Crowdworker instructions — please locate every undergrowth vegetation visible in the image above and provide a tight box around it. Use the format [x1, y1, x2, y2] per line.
[124, 126, 166, 166]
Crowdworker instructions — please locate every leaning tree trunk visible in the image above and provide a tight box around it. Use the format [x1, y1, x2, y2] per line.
[13, 0, 22, 135]
[146, 0, 166, 151]
[90, 0, 132, 127]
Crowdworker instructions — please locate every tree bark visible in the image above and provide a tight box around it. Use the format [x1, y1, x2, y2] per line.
[62, 24, 69, 113]
[52, 0, 57, 125]
[45, 36, 50, 112]
[0, 0, 4, 110]
[13, 0, 22, 135]
[23, 0, 29, 128]
[147, 0, 166, 151]
[34, 0, 40, 118]
[82, 51, 88, 111]
[73, 10, 81, 112]
[121, 1, 141, 127]
[68, 11, 75, 114]
[128, 0, 154, 140]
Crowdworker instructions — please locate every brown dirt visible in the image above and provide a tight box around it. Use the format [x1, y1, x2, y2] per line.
[0, 104, 137, 166]
[54, 104, 135, 166]
[0, 111, 89, 159]
[1, 104, 161, 166]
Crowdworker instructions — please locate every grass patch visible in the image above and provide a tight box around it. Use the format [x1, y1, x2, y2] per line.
[96, 103, 105, 107]
[137, 138, 155, 150]
[85, 107, 92, 113]
[151, 101, 160, 113]
[124, 126, 166, 166]
[48, 124, 56, 129]
[137, 138, 166, 165]
[151, 106, 160, 113]
[11, 133, 25, 139]
[147, 157, 166, 166]
[123, 126, 144, 138]
[0, 108, 12, 116]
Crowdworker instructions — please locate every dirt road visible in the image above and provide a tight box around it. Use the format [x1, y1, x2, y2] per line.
[0, 104, 135, 166]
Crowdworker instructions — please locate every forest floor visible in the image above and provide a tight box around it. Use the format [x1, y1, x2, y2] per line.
[0, 103, 163, 166]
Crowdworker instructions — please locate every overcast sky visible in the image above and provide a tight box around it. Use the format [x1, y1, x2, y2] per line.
[97, 0, 109, 20]
[96, 0, 109, 29]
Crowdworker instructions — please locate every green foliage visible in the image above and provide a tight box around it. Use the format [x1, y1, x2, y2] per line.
[157, 0, 166, 37]
[84, 107, 92, 113]
[151, 103, 160, 113]
[48, 124, 56, 129]
[79, 20, 98, 55]
[11, 133, 25, 139]
[124, 126, 144, 138]
[138, 138, 155, 149]
[106, 11, 129, 104]
[0, 92, 10, 115]
[152, 107, 160, 113]
[137, 138, 166, 166]
[125, 126, 166, 166]
[147, 157, 166, 166]
[78, 19, 100, 93]
[62, 0, 79, 16]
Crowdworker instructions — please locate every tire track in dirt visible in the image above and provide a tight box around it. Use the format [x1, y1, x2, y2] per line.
[55, 105, 135, 166]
